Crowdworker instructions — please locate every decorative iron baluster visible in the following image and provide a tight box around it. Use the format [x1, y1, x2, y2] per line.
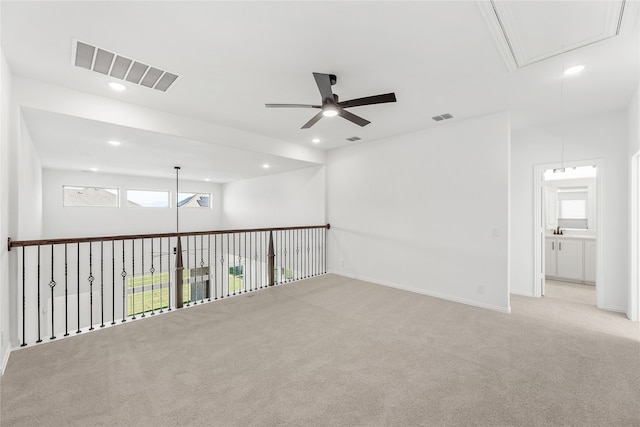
[121, 240, 127, 322]
[36, 245, 42, 343]
[100, 241, 105, 327]
[254, 233, 259, 290]
[131, 240, 136, 320]
[64, 244, 69, 336]
[207, 234, 211, 302]
[111, 241, 116, 325]
[88, 243, 94, 331]
[244, 232, 247, 292]
[324, 227, 327, 274]
[159, 238, 164, 313]
[259, 232, 263, 289]
[226, 234, 230, 297]
[150, 238, 156, 315]
[76, 243, 81, 334]
[167, 236, 172, 311]
[214, 234, 218, 300]
[186, 236, 190, 307]
[49, 245, 57, 340]
[21, 248, 26, 346]
[141, 239, 146, 317]
[200, 235, 205, 303]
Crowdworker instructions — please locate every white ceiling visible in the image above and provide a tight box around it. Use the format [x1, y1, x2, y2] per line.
[2, 1, 639, 181]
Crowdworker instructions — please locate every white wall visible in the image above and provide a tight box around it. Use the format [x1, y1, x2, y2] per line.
[17, 115, 42, 240]
[0, 36, 12, 373]
[511, 111, 629, 312]
[326, 112, 511, 313]
[629, 85, 640, 321]
[222, 166, 326, 229]
[42, 169, 223, 238]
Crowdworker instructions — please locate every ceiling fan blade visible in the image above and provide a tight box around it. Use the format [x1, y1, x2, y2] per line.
[338, 93, 397, 109]
[301, 111, 324, 129]
[265, 103, 321, 108]
[338, 109, 370, 127]
[313, 72, 335, 103]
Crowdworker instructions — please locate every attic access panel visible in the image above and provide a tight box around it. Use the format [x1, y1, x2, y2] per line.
[478, 0, 634, 69]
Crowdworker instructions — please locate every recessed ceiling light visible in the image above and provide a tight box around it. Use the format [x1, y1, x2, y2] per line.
[108, 82, 126, 91]
[564, 65, 585, 76]
[312, 138, 320, 144]
[107, 140, 121, 146]
[204, 178, 210, 182]
[262, 163, 270, 169]
[89, 167, 99, 172]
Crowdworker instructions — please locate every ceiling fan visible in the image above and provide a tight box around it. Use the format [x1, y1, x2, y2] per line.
[265, 72, 397, 129]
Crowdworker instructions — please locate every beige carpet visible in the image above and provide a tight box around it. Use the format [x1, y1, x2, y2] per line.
[1, 274, 639, 426]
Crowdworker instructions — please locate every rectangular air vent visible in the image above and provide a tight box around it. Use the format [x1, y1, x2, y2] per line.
[432, 113, 454, 122]
[73, 40, 179, 92]
[346, 136, 362, 142]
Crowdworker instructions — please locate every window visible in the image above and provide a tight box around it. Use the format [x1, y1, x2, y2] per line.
[557, 187, 588, 229]
[126, 190, 170, 208]
[178, 192, 210, 208]
[63, 186, 119, 207]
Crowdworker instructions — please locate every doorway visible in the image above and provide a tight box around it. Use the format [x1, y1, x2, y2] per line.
[533, 160, 603, 307]
[631, 152, 640, 321]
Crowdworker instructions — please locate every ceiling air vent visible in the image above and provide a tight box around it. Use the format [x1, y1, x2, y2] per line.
[346, 136, 362, 142]
[73, 40, 179, 92]
[432, 113, 454, 122]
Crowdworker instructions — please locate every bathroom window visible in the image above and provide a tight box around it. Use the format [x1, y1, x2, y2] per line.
[557, 187, 588, 229]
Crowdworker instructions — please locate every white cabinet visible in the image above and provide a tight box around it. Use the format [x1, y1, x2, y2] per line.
[584, 240, 596, 283]
[545, 236, 595, 284]
[545, 239, 556, 278]
[556, 239, 583, 281]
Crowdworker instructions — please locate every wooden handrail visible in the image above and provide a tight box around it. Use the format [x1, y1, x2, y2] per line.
[7, 224, 331, 250]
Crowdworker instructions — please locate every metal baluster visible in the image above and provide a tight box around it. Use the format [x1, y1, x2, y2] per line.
[167, 236, 172, 312]
[150, 238, 156, 315]
[111, 241, 116, 325]
[100, 241, 105, 327]
[159, 238, 164, 313]
[324, 227, 327, 274]
[207, 234, 211, 301]
[214, 234, 218, 300]
[76, 243, 81, 334]
[48, 245, 57, 340]
[283, 231, 288, 283]
[244, 232, 247, 292]
[64, 244, 69, 336]
[21, 248, 26, 346]
[186, 236, 190, 306]
[131, 240, 136, 320]
[259, 232, 263, 289]
[36, 246, 42, 343]
[200, 235, 205, 303]
[232, 233, 236, 296]
[141, 239, 146, 317]
[248, 233, 252, 292]
[121, 240, 127, 322]
[220, 234, 229, 299]
[88, 243, 94, 330]
[226, 234, 230, 297]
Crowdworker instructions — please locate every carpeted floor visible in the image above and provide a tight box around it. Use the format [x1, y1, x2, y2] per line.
[1, 274, 639, 426]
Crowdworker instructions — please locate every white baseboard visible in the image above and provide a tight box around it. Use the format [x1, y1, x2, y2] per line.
[511, 289, 535, 297]
[329, 270, 511, 314]
[1, 345, 10, 376]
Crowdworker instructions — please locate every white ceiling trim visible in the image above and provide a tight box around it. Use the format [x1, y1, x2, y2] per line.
[477, 0, 634, 70]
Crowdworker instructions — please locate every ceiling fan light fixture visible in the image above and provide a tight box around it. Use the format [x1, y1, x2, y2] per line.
[322, 107, 338, 117]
